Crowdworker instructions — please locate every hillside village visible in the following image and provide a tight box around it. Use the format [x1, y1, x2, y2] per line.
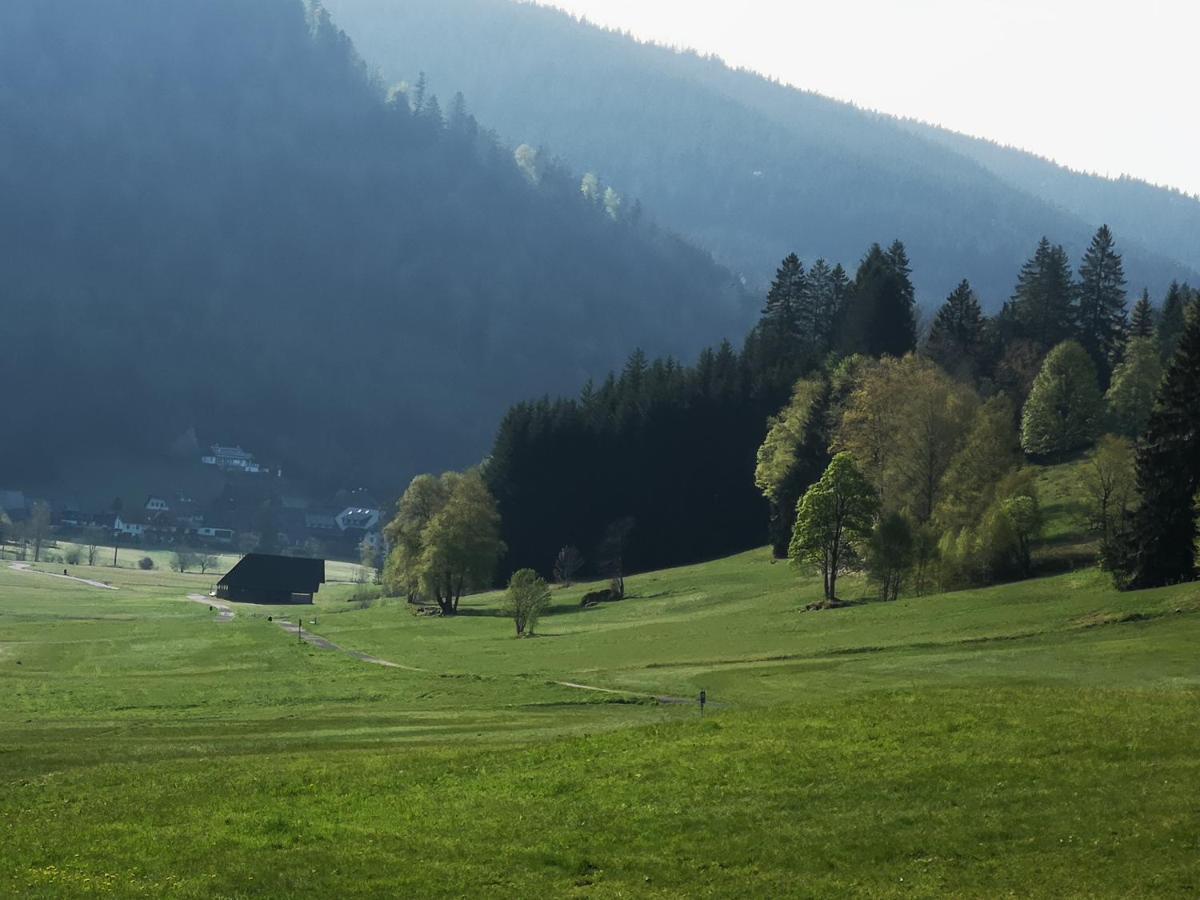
[0, 444, 384, 562]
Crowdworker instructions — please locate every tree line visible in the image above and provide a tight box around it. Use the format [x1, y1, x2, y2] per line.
[380, 223, 1199, 612]
[481, 225, 1196, 584]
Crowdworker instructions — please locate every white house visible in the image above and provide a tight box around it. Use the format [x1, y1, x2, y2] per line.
[144, 496, 170, 516]
[201, 445, 264, 474]
[335, 507, 381, 532]
[193, 526, 235, 545]
[113, 513, 146, 539]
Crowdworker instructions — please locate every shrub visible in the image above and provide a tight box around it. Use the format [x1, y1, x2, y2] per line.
[64, 546, 83, 565]
[502, 568, 551, 636]
[138, 556, 155, 570]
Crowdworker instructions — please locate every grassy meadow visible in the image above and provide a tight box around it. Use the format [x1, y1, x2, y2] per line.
[1, 461, 1198, 897]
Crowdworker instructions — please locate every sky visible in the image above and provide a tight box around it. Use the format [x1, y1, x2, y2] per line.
[534, 0, 1200, 198]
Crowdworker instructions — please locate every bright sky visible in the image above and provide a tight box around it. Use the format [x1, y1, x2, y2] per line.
[534, 0, 1200, 198]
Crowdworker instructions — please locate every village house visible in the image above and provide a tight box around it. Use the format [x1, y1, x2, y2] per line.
[114, 511, 148, 540]
[201, 445, 266, 474]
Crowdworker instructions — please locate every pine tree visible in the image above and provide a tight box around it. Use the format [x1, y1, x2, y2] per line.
[1005, 237, 1077, 350]
[1112, 306, 1200, 589]
[1158, 281, 1188, 362]
[924, 279, 985, 380]
[1075, 225, 1128, 381]
[1130, 289, 1155, 338]
[886, 240, 916, 309]
[749, 253, 810, 386]
[806, 258, 839, 351]
[410, 71, 428, 115]
[761, 253, 806, 338]
[837, 242, 917, 358]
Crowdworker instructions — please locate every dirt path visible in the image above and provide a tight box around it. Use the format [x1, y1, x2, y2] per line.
[186, 593, 234, 622]
[255, 611, 713, 706]
[274, 618, 426, 670]
[9, 562, 118, 591]
[552, 680, 704, 706]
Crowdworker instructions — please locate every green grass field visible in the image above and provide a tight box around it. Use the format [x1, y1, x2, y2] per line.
[1, 466, 1198, 897]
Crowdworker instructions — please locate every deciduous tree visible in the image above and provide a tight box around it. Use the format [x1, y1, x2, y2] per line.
[1020, 341, 1103, 457]
[935, 395, 1021, 531]
[1105, 337, 1163, 438]
[866, 511, 914, 602]
[414, 471, 504, 615]
[552, 545, 583, 586]
[834, 355, 975, 521]
[383, 474, 452, 601]
[28, 501, 52, 563]
[1078, 436, 1136, 563]
[755, 377, 829, 556]
[789, 453, 879, 602]
[170, 548, 197, 573]
[83, 526, 107, 566]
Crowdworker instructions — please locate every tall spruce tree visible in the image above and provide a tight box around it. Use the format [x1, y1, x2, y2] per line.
[1004, 237, 1077, 350]
[806, 258, 840, 351]
[749, 253, 809, 386]
[1076, 225, 1128, 382]
[837, 242, 917, 358]
[1158, 281, 1189, 362]
[762, 253, 806, 338]
[924, 279, 986, 381]
[886, 240, 916, 309]
[1112, 306, 1200, 589]
[1130, 289, 1155, 338]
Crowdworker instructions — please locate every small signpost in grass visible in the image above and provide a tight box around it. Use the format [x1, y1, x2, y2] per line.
[699, 689, 707, 717]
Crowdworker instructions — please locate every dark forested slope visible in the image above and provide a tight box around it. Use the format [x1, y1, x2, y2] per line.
[326, 0, 1199, 305]
[0, 0, 746, 490]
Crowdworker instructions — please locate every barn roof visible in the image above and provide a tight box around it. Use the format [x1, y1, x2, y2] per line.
[217, 553, 325, 593]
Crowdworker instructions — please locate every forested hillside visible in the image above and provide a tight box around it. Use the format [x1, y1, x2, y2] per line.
[326, 0, 1200, 304]
[0, 0, 746, 490]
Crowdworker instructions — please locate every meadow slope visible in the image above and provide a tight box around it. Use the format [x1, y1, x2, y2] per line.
[1, 540, 1198, 896]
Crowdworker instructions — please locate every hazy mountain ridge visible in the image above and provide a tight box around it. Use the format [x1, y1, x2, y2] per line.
[900, 121, 1200, 271]
[325, 0, 1198, 305]
[0, 0, 747, 491]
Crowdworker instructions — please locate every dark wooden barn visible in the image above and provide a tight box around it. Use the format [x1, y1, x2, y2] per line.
[215, 554, 325, 604]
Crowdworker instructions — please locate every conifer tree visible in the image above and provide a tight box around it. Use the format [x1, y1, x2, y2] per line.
[1020, 340, 1103, 457]
[1004, 237, 1077, 350]
[925, 279, 985, 381]
[750, 253, 809, 382]
[1130, 289, 1155, 338]
[837, 242, 917, 358]
[1076, 225, 1128, 381]
[886, 240, 916, 309]
[1112, 307, 1200, 589]
[806, 258, 839, 351]
[1158, 281, 1188, 361]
